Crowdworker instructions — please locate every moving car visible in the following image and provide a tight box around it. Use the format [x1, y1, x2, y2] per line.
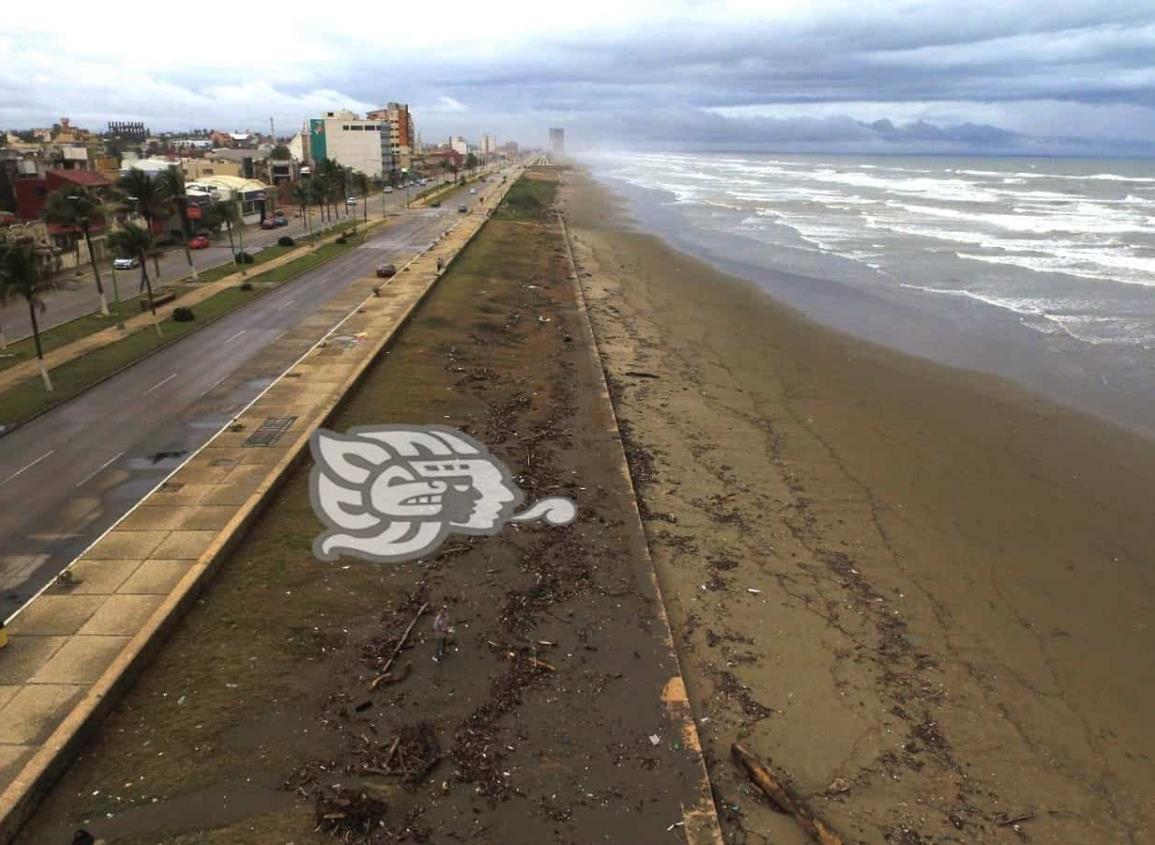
[430, 200, 441, 208]
[384, 187, 393, 193]
[346, 196, 358, 205]
[376, 263, 396, 278]
[457, 204, 468, 213]
[188, 236, 210, 249]
[113, 256, 139, 270]
[469, 188, 477, 194]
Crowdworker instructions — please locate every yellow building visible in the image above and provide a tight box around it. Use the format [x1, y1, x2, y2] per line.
[182, 156, 242, 180]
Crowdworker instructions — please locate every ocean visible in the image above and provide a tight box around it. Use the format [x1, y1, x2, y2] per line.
[585, 151, 1155, 436]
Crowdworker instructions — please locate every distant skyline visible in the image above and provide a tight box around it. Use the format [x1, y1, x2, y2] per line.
[3, 1, 1154, 155]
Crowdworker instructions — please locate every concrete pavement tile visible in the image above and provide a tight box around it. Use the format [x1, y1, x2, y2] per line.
[0, 637, 68, 684]
[150, 483, 214, 504]
[171, 464, 235, 485]
[117, 507, 188, 531]
[29, 637, 129, 684]
[0, 686, 17, 709]
[76, 594, 165, 636]
[6, 596, 105, 636]
[61, 559, 142, 594]
[176, 506, 240, 531]
[224, 464, 279, 486]
[117, 561, 193, 595]
[0, 684, 84, 745]
[149, 530, 218, 560]
[200, 485, 259, 506]
[82, 530, 167, 560]
[0, 744, 33, 786]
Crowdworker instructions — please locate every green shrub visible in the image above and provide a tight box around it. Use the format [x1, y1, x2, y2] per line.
[172, 307, 195, 322]
[235, 251, 254, 264]
[277, 235, 295, 247]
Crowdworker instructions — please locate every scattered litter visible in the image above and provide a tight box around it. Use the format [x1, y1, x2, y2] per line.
[747, 588, 762, 595]
[666, 821, 685, 832]
[648, 734, 661, 746]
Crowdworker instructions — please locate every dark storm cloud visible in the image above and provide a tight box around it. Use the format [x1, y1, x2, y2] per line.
[4, 1, 1155, 152]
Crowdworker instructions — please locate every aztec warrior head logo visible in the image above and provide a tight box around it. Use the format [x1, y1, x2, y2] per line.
[309, 425, 577, 563]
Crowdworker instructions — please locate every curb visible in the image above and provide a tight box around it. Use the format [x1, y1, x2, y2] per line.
[557, 210, 725, 845]
[0, 222, 386, 439]
[0, 180, 516, 843]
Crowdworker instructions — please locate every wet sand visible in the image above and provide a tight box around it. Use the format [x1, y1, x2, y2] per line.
[562, 170, 1155, 844]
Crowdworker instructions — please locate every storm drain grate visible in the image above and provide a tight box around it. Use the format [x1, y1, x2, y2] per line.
[244, 416, 297, 447]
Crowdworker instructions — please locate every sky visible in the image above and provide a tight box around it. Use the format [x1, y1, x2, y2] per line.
[2, 0, 1154, 155]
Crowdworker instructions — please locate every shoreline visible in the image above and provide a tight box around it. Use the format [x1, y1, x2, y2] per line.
[563, 168, 1155, 843]
[589, 167, 1155, 443]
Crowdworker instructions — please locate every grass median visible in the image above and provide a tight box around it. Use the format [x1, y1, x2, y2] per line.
[0, 228, 370, 429]
[0, 222, 364, 375]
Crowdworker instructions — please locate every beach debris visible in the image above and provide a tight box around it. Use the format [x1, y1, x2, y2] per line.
[732, 743, 845, 845]
[746, 588, 762, 595]
[995, 812, 1036, 829]
[369, 602, 428, 690]
[648, 734, 662, 746]
[666, 820, 685, 831]
[825, 777, 851, 796]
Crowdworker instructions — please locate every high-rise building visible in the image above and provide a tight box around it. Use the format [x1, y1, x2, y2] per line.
[549, 128, 565, 153]
[450, 136, 469, 156]
[481, 134, 497, 155]
[307, 110, 387, 177]
[366, 103, 415, 180]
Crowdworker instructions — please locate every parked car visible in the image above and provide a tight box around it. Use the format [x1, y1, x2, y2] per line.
[188, 236, 210, 249]
[457, 205, 468, 213]
[376, 263, 397, 278]
[346, 196, 358, 205]
[384, 187, 394, 193]
[275, 217, 289, 227]
[430, 200, 441, 208]
[260, 218, 279, 230]
[113, 256, 139, 270]
[469, 188, 477, 195]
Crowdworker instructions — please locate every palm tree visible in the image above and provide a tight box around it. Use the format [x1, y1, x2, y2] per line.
[464, 153, 479, 179]
[108, 222, 163, 336]
[0, 245, 53, 390]
[291, 182, 313, 238]
[41, 187, 111, 315]
[156, 166, 199, 281]
[117, 168, 172, 281]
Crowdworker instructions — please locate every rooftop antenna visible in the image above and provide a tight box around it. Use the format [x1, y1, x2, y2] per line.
[269, 116, 275, 140]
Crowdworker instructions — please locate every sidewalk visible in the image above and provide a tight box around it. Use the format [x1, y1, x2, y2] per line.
[0, 220, 375, 399]
[0, 187, 506, 841]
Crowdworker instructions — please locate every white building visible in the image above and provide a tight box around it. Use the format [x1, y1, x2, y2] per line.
[308, 110, 387, 178]
[450, 136, 468, 156]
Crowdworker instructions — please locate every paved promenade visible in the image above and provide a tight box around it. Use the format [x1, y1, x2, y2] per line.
[0, 178, 512, 840]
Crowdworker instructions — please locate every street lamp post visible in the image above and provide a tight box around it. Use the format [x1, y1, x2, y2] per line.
[402, 168, 410, 208]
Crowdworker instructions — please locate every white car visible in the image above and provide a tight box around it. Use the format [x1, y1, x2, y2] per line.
[113, 257, 139, 270]
[346, 196, 358, 205]
[468, 188, 477, 195]
[384, 187, 394, 193]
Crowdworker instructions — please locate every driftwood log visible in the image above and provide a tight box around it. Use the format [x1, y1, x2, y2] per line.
[731, 743, 845, 845]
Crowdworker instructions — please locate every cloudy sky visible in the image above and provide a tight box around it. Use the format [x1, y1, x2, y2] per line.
[2, 0, 1154, 154]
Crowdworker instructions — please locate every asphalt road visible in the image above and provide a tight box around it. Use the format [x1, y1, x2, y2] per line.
[0, 174, 509, 620]
[0, 178, 461, 343]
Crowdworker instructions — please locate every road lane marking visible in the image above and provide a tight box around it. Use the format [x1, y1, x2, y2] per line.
[76, 451, 124, 487]
[203, 375, 228, 396]
[143, 372, 178, 395]
[1, 450, 55, 486]
[276, 299, 296, 311]
[4, 172, 519, 623]
[224, 329, 247, 344]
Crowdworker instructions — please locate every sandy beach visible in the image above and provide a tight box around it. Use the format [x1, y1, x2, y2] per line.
[562, 169, 1155, 844]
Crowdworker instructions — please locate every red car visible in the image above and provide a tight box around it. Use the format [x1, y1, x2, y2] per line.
[188, 235, 210, 249]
